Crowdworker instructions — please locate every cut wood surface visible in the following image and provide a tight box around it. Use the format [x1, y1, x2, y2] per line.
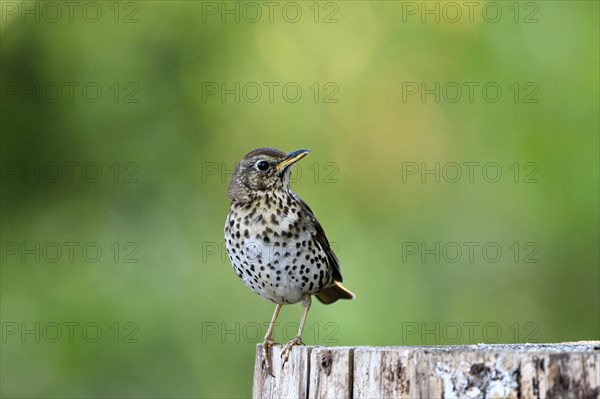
[252, 342, 599, 399]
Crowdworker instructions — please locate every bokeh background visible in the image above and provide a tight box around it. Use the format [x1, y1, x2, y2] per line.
[1, 1, 598, 397]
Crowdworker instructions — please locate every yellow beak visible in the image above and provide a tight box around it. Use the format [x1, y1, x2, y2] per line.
[276, 149, 310, 172]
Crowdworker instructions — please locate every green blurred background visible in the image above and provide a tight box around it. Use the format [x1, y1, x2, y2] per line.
[1, 1, 598, 397]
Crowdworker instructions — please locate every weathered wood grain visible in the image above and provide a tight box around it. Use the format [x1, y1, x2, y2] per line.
[309, 347, 354, 399]
[252, 342, 600, 399]
[252, 345, 311, 399]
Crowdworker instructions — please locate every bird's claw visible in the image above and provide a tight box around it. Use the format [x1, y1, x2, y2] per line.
[262, 338, 277, 377]
[280, 336, 304, 369]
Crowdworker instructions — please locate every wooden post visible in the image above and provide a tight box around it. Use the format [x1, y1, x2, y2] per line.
[252, 342, 599, 398]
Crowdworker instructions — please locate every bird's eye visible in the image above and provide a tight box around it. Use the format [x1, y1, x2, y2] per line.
[256, 160, 269, 171]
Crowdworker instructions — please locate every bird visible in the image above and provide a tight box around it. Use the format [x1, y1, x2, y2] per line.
[224, 147, 355, 374]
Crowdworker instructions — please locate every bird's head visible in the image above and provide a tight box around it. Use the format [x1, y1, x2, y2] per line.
[227, 147, 309, 202]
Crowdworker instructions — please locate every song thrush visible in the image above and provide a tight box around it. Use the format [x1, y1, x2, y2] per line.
[224, 148, 355, 374]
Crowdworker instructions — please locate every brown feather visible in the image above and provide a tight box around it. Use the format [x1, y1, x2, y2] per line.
[316, 282, 356, 304]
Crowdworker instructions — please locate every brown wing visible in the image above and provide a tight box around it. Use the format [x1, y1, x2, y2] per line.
[291, 192, 344, 283]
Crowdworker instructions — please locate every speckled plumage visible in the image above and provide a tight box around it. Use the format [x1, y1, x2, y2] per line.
[224, 147, 355, 373]
[225, 148, 353, 305]
[225, 189, 332, 304]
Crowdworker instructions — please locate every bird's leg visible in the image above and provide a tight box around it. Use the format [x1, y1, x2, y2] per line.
[262, 304, 282, 376]
[281, 294, 311, 367]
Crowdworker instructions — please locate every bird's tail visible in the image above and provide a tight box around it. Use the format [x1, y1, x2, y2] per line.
[316, 281, 356, 304]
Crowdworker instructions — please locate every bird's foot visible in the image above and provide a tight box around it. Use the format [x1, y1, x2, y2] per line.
[280, 336, 304, 369]
[261, 338, 277, 377]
